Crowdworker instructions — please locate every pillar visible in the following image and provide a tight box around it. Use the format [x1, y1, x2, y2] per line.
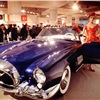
[49, 9, 57, 26]
[7, 1, 21, 24]
[66, 16, 72, 26]
[28, 15, 39, 25]
[75, 17, 79, 25]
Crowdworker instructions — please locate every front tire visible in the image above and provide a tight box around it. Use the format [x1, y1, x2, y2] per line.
[59, 65, 71, 94]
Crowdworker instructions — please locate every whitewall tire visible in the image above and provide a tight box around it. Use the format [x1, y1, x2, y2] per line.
[59, 65, 71, 94]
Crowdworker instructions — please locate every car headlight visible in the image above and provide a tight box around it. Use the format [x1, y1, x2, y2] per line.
[33, 68, 46, 84]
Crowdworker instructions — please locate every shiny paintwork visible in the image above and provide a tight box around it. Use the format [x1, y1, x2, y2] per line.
[0, 39, 79, 84]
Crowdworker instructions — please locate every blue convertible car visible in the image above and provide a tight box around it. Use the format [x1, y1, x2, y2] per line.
[0, 27, 100, 99]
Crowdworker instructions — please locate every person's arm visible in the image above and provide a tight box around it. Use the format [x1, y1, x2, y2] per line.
[96, 25, 100, 41]
[82, 26, 86, 36]
[80, 26, 87, 44]
[96, 25, 100, 37]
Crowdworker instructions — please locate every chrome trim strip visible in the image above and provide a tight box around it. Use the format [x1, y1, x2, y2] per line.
[1, 81, 60, 99]
[15, 81, 60, 99]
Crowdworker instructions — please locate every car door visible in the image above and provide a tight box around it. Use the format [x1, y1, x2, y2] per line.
[82, 42, 100, 64]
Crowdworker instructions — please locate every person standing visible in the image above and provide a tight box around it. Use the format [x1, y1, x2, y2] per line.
[82, 12, 100, 72]
[0, 25, 3, 43]
[20, 24, 28, 40]
[35, 23, 42, 37]
[11, 24, 18, 41]
[30, 25, 37, 38]
[82, 12, 99, 43]
[0, 24, 8, 44]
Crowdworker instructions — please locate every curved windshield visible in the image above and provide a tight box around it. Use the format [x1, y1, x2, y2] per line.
[38, 27, 80, 41]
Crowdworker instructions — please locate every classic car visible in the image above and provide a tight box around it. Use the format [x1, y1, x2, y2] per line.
[0, 26, 100, 100]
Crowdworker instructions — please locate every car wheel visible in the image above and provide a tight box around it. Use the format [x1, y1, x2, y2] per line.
[59, 65, 71, 94]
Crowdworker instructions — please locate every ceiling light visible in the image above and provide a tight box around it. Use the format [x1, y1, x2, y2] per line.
[37, 13, 39, 16]
[80, 10, 83, 13]
[72, 3, 79, 10]
[21, 9, 26, 13]
[46, 15, 49, 17]
[0, 5, 3, 7]
[32, 12, 35, 14]
[30, 12, 33, 14]
[27, 11, 30, 13]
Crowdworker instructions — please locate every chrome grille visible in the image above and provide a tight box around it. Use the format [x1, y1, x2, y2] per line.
[0, 60, 20, 89]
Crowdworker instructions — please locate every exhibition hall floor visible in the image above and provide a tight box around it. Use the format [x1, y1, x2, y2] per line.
[0, 64, 100, 100]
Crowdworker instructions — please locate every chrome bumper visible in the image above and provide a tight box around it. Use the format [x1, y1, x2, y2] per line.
[1, 81, 60, 99]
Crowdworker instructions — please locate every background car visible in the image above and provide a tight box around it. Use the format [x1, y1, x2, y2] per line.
[0, 26, 100, 100]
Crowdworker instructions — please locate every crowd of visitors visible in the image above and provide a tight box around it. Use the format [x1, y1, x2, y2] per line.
[0, 12, 99, 45]
[0, 23, 43, 44]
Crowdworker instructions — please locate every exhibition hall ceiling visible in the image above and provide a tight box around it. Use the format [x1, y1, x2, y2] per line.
[20, 1, 100, 19]
[0, 1, 100, 19]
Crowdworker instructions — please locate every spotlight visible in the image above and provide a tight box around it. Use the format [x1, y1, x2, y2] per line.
[72, 3, 79, 10]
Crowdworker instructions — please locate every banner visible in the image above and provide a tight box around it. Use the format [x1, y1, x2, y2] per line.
[57, 19, 62, 24]
[0, 15, 3, 20]
[21, 15, 27, 21]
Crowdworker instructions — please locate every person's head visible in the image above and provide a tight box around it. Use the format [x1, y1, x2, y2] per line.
[88, 12, 95, 22]
[0, 24, 5, 30]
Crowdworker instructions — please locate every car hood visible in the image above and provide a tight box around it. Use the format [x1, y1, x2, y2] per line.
[0, 39, 76, 72]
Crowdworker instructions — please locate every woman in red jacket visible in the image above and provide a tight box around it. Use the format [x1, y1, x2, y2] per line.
[83, 12, 100, 43]
[82, 12, 100, 72]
